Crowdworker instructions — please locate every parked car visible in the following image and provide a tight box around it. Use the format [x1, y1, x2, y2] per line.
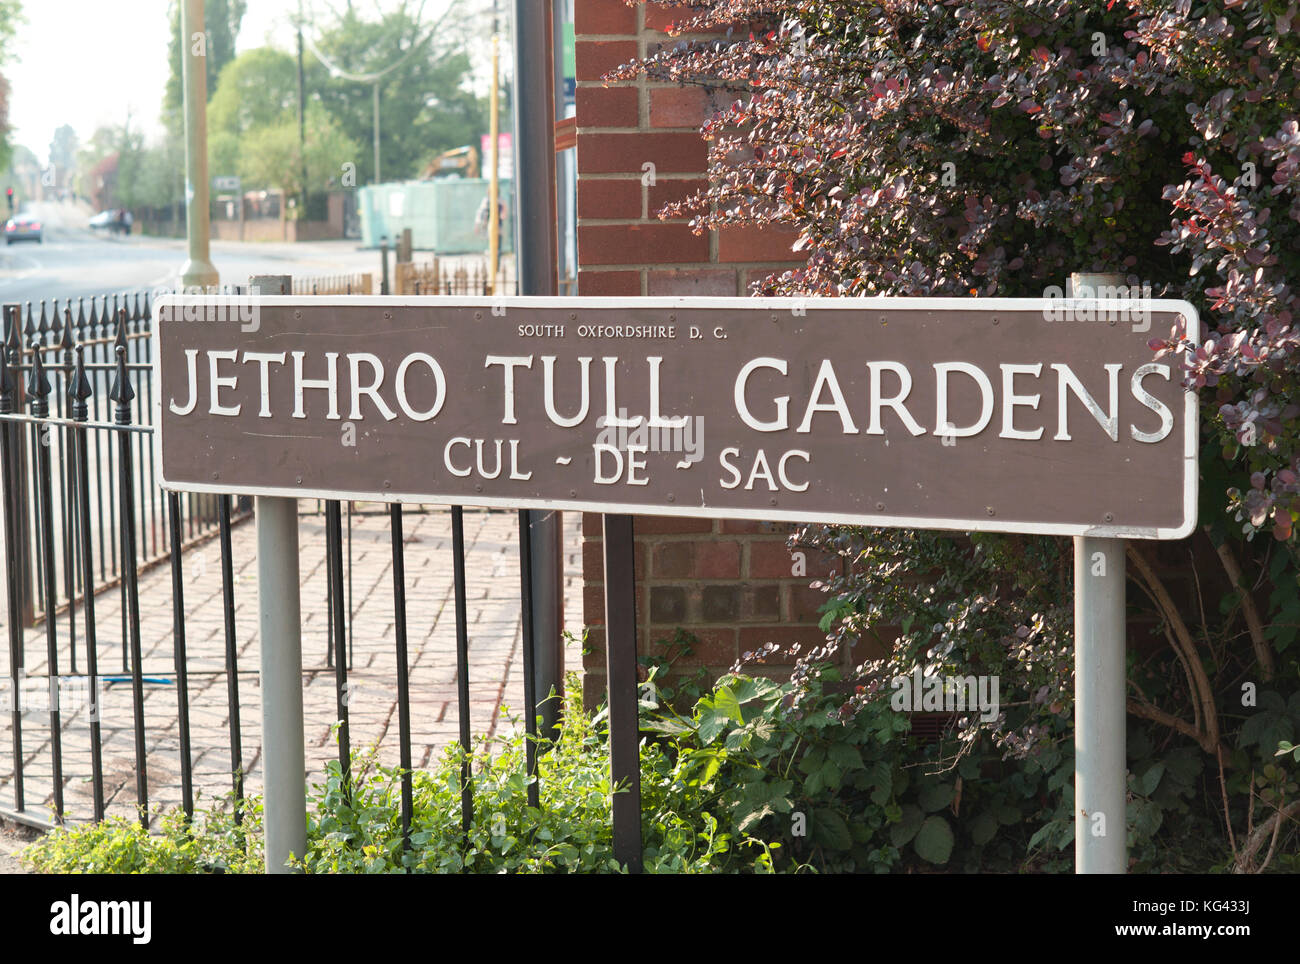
[4, 214, 42, 244]
[89, 209, 123, 234]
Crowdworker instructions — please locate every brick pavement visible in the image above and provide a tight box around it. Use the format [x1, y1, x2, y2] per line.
[0, 506, 584, 825]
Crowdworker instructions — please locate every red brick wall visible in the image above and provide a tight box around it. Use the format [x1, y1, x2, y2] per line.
[580, 514, 849, 708]
[575, 0, 811, 704]
[575, 0, 802, 299]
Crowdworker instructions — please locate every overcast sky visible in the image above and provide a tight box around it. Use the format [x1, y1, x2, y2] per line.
[5, 0, 482, 162]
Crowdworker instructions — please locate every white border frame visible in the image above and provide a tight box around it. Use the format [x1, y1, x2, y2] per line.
[152, 295, 1200, 540]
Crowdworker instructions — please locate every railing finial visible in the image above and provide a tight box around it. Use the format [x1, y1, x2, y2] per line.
[26, 337, 50, 414]
[69, 344, 92, 422]
[109, 341, 135, 425]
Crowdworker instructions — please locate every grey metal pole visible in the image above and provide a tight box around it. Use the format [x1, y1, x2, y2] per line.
[512, 0, 564, 739]
[1070, 271, 1128, 874]
[258, 496, 306, 873]
[553, 0, 571, 287]
[250, 275, 306, 873]
[180, 0, 218, 288]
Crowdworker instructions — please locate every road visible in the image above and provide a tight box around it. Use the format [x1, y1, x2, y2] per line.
[0, 200, 382, 306]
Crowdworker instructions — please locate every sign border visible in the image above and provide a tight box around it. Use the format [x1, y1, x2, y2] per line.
[152, 294, 1200, 540]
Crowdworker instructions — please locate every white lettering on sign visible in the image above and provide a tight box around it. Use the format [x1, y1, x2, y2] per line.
[166, 349, 1178, 446]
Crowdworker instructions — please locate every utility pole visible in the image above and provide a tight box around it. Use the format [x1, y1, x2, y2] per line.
[180, 0, 218, 288]
[373, 82, 381, 185]
[511, 0, 564, 742]
[297, 1, 309, 207]
[488, 0, 501, 293]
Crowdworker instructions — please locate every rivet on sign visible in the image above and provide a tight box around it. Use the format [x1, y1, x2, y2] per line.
[992, 317, 999, 325]
[296, 477, 303, 485]
[294, 311, 302, 320]
[384, 311, 392, 319]
[384, 480, 391, 489]
[1104, 512, 1114, 523]
[569, 312, 577, 321]
[880, 316, 887, 325]
[875, 501, 885, 511]
[770, 498, 778, 506]
[669, 314, 676, 322]
[667, 493, 675, 502]
[211, 472, 219, 481]
[569, 489, 577, 497]
[986, 506, 995, 516]
[475, 311, 482, 320]
[1108, 318, 1117, 326]
[475, 484, 483, 492]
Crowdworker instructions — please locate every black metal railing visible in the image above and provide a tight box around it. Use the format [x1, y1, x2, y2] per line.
[0, 302, 545, 850]
[3, 293, 230, 639]
[5, 275, 365, 632]
[0, 278, 652, 869]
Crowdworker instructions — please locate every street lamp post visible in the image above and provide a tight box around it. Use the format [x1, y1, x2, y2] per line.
[180, 0, 219, 288]
[373, 81, 382, 185]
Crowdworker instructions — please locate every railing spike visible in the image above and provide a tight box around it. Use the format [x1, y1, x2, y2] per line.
[59, 308, 75, 356]
[69, 344, 92, 420]
[5, 306, 19, 363]
[26, 337, 50, 407]
[109, 341, 135, 420]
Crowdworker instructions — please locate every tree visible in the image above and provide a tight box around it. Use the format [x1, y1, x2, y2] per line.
[0, 0, 24, 172]
[208, 47, 303, 140]
[617, 0, 1300, 871]
[74, 121, 157, 209]
[307, 0, 487, 183]
[163, 0, 248, 123]
[207, 46, 308, 179]
[237, 101, 361, 202]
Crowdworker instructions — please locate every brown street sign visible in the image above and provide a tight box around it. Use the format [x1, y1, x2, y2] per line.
[153, 295, 1198, 539]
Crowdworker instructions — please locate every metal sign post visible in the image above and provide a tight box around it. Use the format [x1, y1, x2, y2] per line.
[1070, 273, 1133, 874]
[1074, 533, 1127, 873]
[247, 276, 307, 873]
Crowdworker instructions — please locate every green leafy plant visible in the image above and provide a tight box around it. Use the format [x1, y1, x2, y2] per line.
[22, 795, 262, 874]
